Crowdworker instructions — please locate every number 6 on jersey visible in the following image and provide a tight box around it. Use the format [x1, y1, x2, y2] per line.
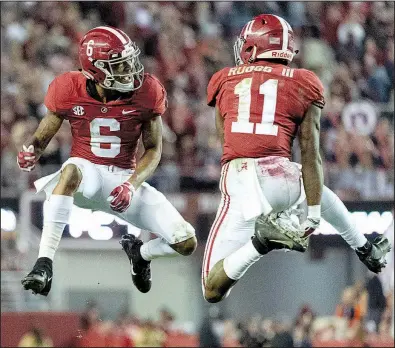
[90, 118, 121, 158]
[232, 78, 279, 136]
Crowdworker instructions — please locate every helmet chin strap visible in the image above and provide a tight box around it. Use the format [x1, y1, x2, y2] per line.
[101, 79, 133, 93]
[248, 46, 257, 63]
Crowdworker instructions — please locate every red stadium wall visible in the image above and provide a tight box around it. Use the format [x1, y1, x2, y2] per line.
[313, 337, 394, 347]
[1, 312, 393, 347]
[1, 312, 80, 347]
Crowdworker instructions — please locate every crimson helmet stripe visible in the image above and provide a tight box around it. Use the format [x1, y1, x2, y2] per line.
[273, 15, 289, 51]
[243, 20, 255, 38]
[116, 28, 131, 41]
[95, 26, 129, 45]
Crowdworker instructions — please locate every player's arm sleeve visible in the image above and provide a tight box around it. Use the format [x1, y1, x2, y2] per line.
[302, 70, 325, 110]
[207, 70, 225, 107]
[44, 79, 58, 113]
[152, 78, 168, 115]
[43, 74, 73, 117]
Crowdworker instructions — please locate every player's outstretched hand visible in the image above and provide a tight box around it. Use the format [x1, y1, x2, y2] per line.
[107, 182, 135, 213]
[17, 145, 37, 172]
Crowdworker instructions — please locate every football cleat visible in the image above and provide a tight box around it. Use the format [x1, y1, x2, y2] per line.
[120, 234, 151, 293]
[355, 236, 391, 274]
[21, 257, 53, 296]
[255, 209, 307, 253]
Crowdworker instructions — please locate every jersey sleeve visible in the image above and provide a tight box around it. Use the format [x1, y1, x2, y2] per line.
[299, 69, 325, 110]
[207, 69, 226, 107]
[144, 75, 167, 117]
[44, 79, 57, 112]
[152, 78, 168, 115]
[44, 73, 74, 115]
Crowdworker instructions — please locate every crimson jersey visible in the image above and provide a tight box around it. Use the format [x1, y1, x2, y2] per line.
[44, 71, 167, 169]
[207, 62, 325, 165]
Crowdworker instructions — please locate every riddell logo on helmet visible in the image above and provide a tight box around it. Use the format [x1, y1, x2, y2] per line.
[272, 51, 292, 59]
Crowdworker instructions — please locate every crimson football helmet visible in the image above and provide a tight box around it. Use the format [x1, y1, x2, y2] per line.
[79, 26, 144, 92]
[234, 14, 297, 65]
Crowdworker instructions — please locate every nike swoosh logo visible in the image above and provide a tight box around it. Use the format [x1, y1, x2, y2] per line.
[47, 277, 52, 282]
[130, 267, 152, 280]
[122, 109, 136, 115]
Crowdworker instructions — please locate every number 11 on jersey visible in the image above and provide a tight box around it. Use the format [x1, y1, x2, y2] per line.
[231, 78, 279, 136]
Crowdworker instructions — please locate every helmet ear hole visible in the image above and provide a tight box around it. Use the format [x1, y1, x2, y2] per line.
[262, 19, 267, 25]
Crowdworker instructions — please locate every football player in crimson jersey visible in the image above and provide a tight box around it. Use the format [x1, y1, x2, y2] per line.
[19, 26, 197, 296]
[202, 14, 391, 303]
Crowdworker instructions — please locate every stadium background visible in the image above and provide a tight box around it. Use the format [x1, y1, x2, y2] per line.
[1, 1, 394, 347]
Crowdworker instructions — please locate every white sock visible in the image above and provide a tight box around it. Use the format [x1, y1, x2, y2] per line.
[38, 195, 74, 260]
[322, 186, 367, 249]
[140, 238, 178, 261]
[223, 240, 263, 280]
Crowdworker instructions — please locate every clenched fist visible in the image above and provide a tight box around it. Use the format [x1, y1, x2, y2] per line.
[17, 145, 37, 172]
[107, 182, 135, 213]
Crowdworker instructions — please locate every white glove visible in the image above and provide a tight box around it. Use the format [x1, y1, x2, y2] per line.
[301, 205, 321, 237]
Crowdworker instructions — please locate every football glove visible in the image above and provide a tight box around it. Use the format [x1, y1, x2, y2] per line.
[107, 182, 135, 213]
[301, 217, 321, 238]
[17, 145, 37, 172]
[301, 205, 321, 237]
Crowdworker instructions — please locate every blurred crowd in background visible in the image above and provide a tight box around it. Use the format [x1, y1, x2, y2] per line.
[16, 276, 393, 347]
[1, 1, 394, 199]
[2, 3, 394, 347]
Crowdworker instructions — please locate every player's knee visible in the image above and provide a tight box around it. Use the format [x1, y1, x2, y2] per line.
[203, 287, 224, 303]
[182, 236, 197, 255]
[57, 164, 82, 194]
[172, 236, 197, 256]
[170, 222, 196, 256]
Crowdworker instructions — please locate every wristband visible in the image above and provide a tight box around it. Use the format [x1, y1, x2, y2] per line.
[307, 205, 321, 219]
[125, 182, 136, 193]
